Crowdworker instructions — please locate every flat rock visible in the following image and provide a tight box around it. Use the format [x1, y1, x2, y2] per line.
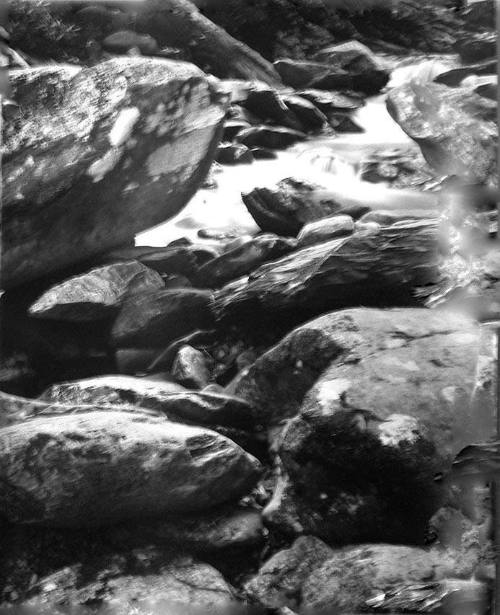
[111, 289, 214, 348]
[236, 125, 307, 149]
[2, 58, 228, 288]
[387, 82, 497, 184]
[28, 261, 164, 322]
[0, 411, 261, 526]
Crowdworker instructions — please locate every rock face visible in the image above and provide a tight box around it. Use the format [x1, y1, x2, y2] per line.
[28, 262, 164, 322]
[233, 308, 495, 543]
[213, 221, 441, 321]
[0, 411, 261, 526]
[387, 82, 497, 183]
[2, 58, 228, 288]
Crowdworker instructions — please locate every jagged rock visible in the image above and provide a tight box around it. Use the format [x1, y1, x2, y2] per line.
[196, 234, 297, 288]
[216, 142, 254, 165]
[214, 222, 442, 322]
[387, 82, 497, 184]
[2, 58, 228, 288]
[236, 125, 307, 150]
[28, 262, 164, 322]
[233, 308, 495, 542]
[301, 546, 477, 613]
[244, 536, 334, 610]
[39, 375, 258, 430]
[297, 215, 354, 247]
[434, 59, 497, 87]
[454, 33, 497, 64]
[172, 345, 211, 389]
[102, 30, 160, 55]
[111, 289, 214, 348]
[281, 94, 327, 132]
[241, 87, 303, 131]
[297, 89, 364, 113]
[0, 411, 261, 526]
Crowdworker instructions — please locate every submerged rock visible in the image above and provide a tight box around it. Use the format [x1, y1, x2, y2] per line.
[28, 262, 164, 322]
[2, 58, 229, 288]
[0, 411, 261, 526]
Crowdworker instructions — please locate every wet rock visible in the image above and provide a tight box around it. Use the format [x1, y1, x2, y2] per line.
[434, 59, 497, 87]
[241, 87, 303, 131]
[236, 125, 307, 150]
[222, 119, 251, 140]
[172, 345, 211, 389]
[244, 536, 334, 610]
[251, 147, 278, 160]
[102, 30, 160, 55]
[297, 89, 364, 113]
[0, 411, 261, 526]
[455, 33, 496, 64]
[475, 77, 497, 101]
[111, 289, 214, 348]
[310, 68, 389, 95]
[387, 82, 497, 184]
[28, 262, 164, 322]
[326, 112, 364, 133]
[2, 58, 228, 288]
[197, 234, 297, 288]
[281, 94, 327, 132]
[297, 215, 354, 247]
[216, 142, 254, 165]
[214, 222, 441, 322]
[301, 545, 475, 613]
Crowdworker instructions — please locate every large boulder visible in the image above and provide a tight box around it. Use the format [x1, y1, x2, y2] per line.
[0, 411, 261, 526]
[233, 308, 495, 543]
[28, 261, 164, 322]
[213, 221, 442, 322]
[2, 58, 228, 288]
[387, 82, 497, 184]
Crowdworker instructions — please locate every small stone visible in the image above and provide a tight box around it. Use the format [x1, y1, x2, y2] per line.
[172, 345, 211, 390]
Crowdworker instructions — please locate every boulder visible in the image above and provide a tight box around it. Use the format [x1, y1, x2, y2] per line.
[213, 221, 442, 322]
[222, 119, 251, 140]
[434, 59, 497, 87]
[196, 234, 297, 287]
[455, 33, 496, 64]
[462, 0, 495, 29]
[28, 262, 164, 322]
[0, 411, 261, 526]
[274, 59, 333, 89]
[236, 126, 307, 149]
[475, 77, 497, 101]
[111, 289, 214, 348]
[241, 87, 304, 131]
[313, 41, 385, 74]
[102, 30, 160, 55]
[2, 58, 228, 288]
[297, 215, 354, 247]
[387, 82, 497, 184]
[326, 112, 364, 133]
[172, 345, 211, 389]
[216, 142, 254, 165]
[233, 308, 495, 542]
[281, 94, 327, 132]
[297, 89, 364, 113]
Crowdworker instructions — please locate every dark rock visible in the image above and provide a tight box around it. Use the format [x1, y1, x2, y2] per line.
[313, 40, 386, 74]
[172, 345, 211, 389]
[102, 30, 160, 55]
[250, 147, 277, 160]
[222, 119, 251, 140]
[216, 142, 254, 165]
[387, 82, 497, 184]
[274, 59, 333, 89]
[475, 78, 497, 101]
[434, 59, 497, 86]
[242, 87, 304, 131]
[281, 94, 326, 132]
[111, 289, 214, 348]
[163, 274, 193, 289]
[197, 234, 297, 288]
[326, 112, 364, 133]
[310, 68, 389, 95]
[146, 329, 218, 373]
[115, 348, 159, 375]
[28, 262, 164, 322]
[236, 126, 307, 150]
[2, 59, 228, 288]
[297, 89, 364, 113]
[0, 411, 261, 526]
[455, 33, 496, 64]
[463, 0, 495, 29]
[296, 215, 354, 247]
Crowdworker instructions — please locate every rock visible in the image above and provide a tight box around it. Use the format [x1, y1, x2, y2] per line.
[241, 87, 303, 131]
[434, 59, 497, 87]
[196, 234, 297, 287]
[244, 536, 334, 610]
[2, 58, 228, 288]
[455, 33, 496, 64]
[301, 545, 476, 613]
[326, 112, 364, 133]
[111, 289, 214, 348]
[146, 329, 218, 373]
[216, 142, 254, 165]
[115, 348, 159, 374]
[102, 30, 160, 55]
[297, 215, 354, 247]
[359, 209, 438, 225]
[297, 89, 364, 113]
[475, 78, 497, 101]
[250, 147, 277, 160]
[463, 0, 495, 29]
[222, 119, 251, 140]
[387, 82, 497, 184]
[0, 411, 261, 526]
[163, 274, 193, 289]
[236, 126, 307, 150]
[28, 262, 164, 322]
[39, 375, 258, 430]
[281, 94, 327, 132]
[313, 40, 385, 74]
[172, 345, 211, 389]
[309, 67, 389, 95]
[274, 59, 333, 89]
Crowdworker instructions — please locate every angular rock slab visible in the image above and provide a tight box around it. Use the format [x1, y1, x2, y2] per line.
[28, 261, 164, 322]
[0, 411, 261, 526]
[2, 58, 229, 288]
[387, 82, 497, 184]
